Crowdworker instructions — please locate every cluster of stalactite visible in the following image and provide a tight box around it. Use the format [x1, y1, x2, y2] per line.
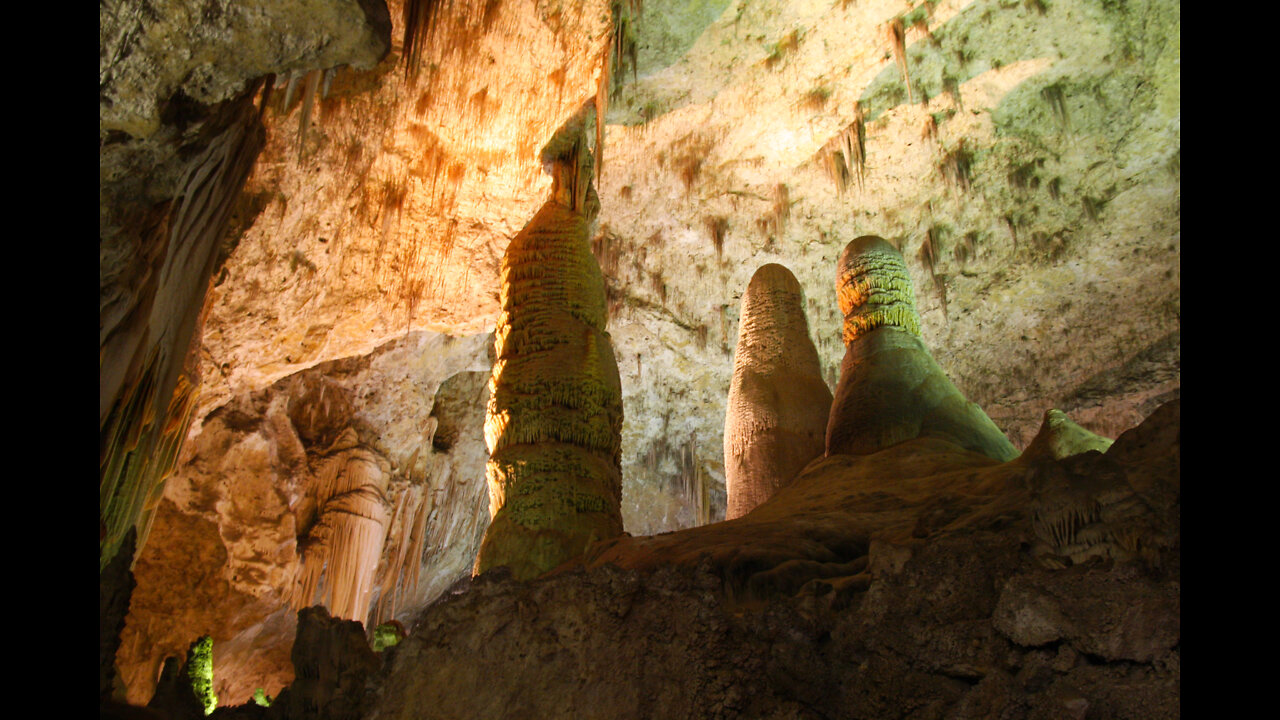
[99, 89, 267, 571]
[476, 114, 624, 580]
[723, 264, 832, 519]
[372, 482, 433, 624]
[825, 236, 1018, 461]
[818, 104, 866, 195]
[293, 428, 393, 623]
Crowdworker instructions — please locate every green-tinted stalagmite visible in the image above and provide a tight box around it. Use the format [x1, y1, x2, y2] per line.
[475, 108, 624, 580]
[826, 236, 1018, 461]
[724, 264, 832, 519]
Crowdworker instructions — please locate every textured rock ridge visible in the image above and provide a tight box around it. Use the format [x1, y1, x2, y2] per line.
[723, 263, 832, 520]
[476, 128, 625, 579]
[826, 236, 1018, 461]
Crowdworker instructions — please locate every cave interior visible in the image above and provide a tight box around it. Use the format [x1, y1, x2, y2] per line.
[99, 0, 1180, 717]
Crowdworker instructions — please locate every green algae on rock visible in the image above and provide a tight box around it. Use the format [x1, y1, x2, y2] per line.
[826, 236, 1017, 462]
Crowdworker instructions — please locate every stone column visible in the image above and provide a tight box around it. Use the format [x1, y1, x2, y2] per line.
[295, 428, 392, 622]
[475, 113, 624, 579]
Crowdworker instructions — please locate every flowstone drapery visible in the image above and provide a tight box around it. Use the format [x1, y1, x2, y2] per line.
[293, 428, 393, 622]
[826, 236, 1018, 461]
[475, 109, 625, 581]
[723, 263, 831, 520]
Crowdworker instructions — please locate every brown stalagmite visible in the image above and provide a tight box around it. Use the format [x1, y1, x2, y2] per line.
[826, 236, 1018, 461]
[724, 264, 832, 520]
[475, 109, 624, 580]
[294, 428, 392, 622]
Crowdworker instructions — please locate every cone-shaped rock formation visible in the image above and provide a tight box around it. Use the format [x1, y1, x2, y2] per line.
[475, 116, 624, 580]
[826, 236, 1018, 461]
[724, 264, 832, 520]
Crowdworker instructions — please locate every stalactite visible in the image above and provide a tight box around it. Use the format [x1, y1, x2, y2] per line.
[475, 113, 623, 580]
[723, 264, 832, 520]
[371, 459, 448, 627]
[297, 69, 322, 160]
[293, 429, 392, 623]
[818, 103, 865, 194]
[825, 237, 1017, 461]
[282, 72, 300, 110]
[887, 18, 913, 104]
[403, 0, 445, 79]
[100, 90, 265, 570]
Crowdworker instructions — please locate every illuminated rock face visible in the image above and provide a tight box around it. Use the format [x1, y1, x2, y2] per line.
[724, 264, 831, 520]
[476, 195, 625, 580]
[294, 428, 392, 622]
[826, 236, 1018, 461]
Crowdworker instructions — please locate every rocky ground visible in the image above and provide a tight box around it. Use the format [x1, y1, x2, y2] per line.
[158, 398, 1176, 720]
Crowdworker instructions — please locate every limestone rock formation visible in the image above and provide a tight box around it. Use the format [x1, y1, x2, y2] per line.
[115, 330, 493, 707]
[366, 231, 1177, 718]
[293, 428, 393, 622]
[370, 397, 1179, 719]
[476, 116, 625, 580]
[826, 236, 1018, 461]
[267, 606, 381, 720]
[100, 91, 266, 572]
[100, 1, 1179, 714]
[723, 263, 831, 519]
[100, 0, 395, 572]
[1022, 408, 1116, 461]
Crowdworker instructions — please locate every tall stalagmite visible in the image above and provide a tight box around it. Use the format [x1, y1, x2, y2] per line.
[475, 107, 624, 580]
[723, 264, 832, 519]
[826, 236, 1018, 461]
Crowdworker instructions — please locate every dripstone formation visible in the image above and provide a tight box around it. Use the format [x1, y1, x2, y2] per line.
[294, 428, 393, 622]
[366, 231, 1178, 720]
[723, 263, 832, 520]
[826, 236, 1018, 461]
[475, 111, 625, 581]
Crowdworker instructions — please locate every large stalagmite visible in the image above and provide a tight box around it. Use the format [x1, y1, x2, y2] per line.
[826, 236, 1018, 461]
[723, 264, 832, 520]
[475, 110, 625, 580]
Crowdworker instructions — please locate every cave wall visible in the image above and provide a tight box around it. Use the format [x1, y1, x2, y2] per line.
[116, 330, 492, 706]
[598, 0, 1178, 532]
